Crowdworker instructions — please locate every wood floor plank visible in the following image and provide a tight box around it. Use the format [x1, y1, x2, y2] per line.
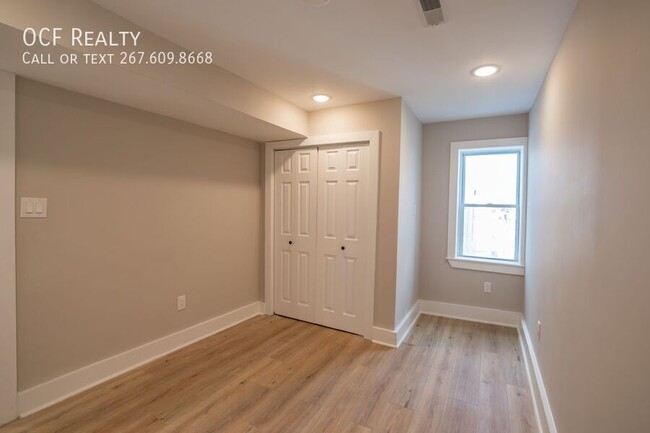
[407, 397, 447, 433]
[480, 351, 505, 385]
[295, 337, 371, 406]
[299, 403, 372, 433]
[480, 324, 499, 354]
[440, 398, 479, 433]
[385, 344, 435, 409]
[364, 401, 414, 433]
[477, 348, 513, 433]
[405, 314, 439, 346]
[0, 315, 536, 433]
[497, 328, 528, 388]
[478, 378, 509, 433]
[430, 317, 464, 372]
[453, 322, 482, 405]
[507, 385, 537, 433]
[407, 368, 453, 432]
[250, 398, 319, 433]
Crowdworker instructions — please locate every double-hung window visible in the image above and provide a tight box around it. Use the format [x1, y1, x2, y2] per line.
[447, 137, 527, 275]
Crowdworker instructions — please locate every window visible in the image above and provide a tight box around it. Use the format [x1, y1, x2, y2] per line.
[447, 137, 527, 275]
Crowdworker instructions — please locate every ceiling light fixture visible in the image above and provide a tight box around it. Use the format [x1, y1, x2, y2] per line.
[471, 65, 500, 78]
[312, 94, 331, 103]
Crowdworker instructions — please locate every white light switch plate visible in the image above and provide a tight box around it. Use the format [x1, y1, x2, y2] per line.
[177, 295, 186, 311]
[20, 197, 48, 218]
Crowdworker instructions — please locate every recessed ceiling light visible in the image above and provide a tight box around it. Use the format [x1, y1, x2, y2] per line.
[312, 94, 331, 103]
[471, 65, 500, 78]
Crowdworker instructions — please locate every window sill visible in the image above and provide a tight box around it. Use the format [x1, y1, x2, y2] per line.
[446, 257, 525, 276]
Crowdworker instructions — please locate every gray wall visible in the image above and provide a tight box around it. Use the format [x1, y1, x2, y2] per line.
[395, 102, 422, 327]
[16, 79, 262, 390]
[0, 71, 17, 424]
[309, 98, 403, 329]
[526, 0, 650, 431]
[419, 114, 528, 313]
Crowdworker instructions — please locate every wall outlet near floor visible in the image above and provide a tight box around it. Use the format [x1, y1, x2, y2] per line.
[537, 320, 542, 341]
[483, 282, 492, 293]
[177, 295, 186, 311]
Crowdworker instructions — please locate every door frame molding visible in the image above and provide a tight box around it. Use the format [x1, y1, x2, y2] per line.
[0, 70, 17, 425]
[264, 131, 380, 339]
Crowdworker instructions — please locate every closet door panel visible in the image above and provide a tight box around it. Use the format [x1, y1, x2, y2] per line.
[315, 145, 370, 335]
[274, 148, 317, 322]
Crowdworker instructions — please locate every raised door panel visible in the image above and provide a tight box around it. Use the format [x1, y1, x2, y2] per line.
[315, 145, 370, 335]
[279, 250, 292, 303]
[274, 148, 317, 322]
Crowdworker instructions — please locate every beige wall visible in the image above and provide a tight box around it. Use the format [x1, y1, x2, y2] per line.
[525, 0, 650, 432]
[16, 79, 262, 390]
[309, 98, 402, 329]
[419, 114, 528, 312]
[0, 71, 17, 423]
[394, 102, 422, 327]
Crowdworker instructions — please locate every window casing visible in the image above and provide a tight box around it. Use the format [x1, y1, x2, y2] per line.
[447, 137, 527, 276]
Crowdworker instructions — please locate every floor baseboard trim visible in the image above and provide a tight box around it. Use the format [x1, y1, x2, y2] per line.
[519, 318, 558, 433]
[372, 301, 421, 348]
[372, 300, 521, 348]
[395, 302, 420, 347]
[418, 300, 521, 328]
[371, 326, 397, 348]
[18, 301, 265, 418]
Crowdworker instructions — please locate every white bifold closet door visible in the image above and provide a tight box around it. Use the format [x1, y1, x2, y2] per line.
[273, 148, 318, 324]
[274, 145, 370, 336]
[314, 146, 369, 335]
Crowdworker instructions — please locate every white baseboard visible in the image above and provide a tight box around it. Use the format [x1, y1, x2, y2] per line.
[418, 300, 522, 328]
[371, 325, 398, 347]
[372, 300, 522, 348]
[18, 301, 265, 417]
[17, 299, 530, 418]
[372, 301, 420, 348]
[519, 318, 557, 433]
[395, 302, 420, 347]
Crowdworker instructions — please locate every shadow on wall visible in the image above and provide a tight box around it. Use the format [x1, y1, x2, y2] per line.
[16, 78, 261, 184]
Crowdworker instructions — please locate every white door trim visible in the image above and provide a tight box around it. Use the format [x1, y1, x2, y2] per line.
[0, 70, 17, 425]
[264, 131, 380, 339]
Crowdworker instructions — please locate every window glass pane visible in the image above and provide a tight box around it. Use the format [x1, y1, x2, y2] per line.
[461, 207, 517, 261]
[463, 152, 519, 205]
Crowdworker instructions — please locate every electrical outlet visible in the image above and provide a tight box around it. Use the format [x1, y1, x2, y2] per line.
[537, 320, 542, 341]
[483, 282, 492, 293]
[177, 295, 186, 311]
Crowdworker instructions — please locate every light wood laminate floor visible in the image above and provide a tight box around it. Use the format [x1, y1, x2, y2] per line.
[1, 314, 536, 433]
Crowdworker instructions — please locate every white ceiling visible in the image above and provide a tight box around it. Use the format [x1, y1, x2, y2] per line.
[93, 0, 577, 123]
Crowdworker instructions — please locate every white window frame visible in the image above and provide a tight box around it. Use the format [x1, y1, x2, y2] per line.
[447, 137, 527, 276]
